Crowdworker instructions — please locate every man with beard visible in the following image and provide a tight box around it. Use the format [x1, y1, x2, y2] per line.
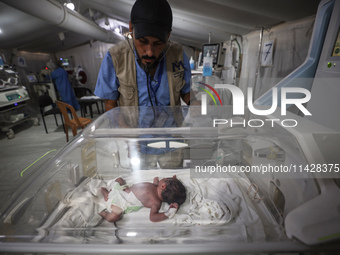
[94, 0, 196, 111]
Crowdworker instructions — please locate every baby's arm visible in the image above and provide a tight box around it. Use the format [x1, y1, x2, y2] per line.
[149, 204, 168, 222]
[149, 203, 179, 222]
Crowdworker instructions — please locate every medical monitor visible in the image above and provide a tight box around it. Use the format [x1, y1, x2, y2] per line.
[60, 58, 70, 66]
[200, 43, 223, 67]
[26, 74, 38, 83]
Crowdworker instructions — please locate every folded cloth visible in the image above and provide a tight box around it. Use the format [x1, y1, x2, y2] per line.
[173, 178, 240, 226]
[104, 182, 143, 214]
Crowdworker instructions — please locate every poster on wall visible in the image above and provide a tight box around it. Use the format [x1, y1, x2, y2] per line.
[17, 56, 27, 67]
[261, 40, 274, 66]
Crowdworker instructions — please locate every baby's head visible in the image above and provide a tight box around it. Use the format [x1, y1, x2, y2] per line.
[161, 177, 186, 206]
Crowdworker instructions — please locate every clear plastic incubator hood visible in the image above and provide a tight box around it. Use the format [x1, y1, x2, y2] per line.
[0, 106, 339, 254]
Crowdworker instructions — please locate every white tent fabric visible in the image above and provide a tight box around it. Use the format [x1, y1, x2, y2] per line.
[55, 40, 194, 92]
[4, 15, 316, 104]
[238, 15, 315, 100]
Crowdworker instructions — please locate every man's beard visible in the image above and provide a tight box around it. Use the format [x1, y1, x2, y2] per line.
[137, 54, 161, 74]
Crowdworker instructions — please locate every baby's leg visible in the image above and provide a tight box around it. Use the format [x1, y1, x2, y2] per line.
[101, 187, 110, 201]
[115, 177, 126, 186]
[99, 205, 123, 223]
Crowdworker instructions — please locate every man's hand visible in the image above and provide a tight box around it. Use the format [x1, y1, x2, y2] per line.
[190, 100, 201, 106]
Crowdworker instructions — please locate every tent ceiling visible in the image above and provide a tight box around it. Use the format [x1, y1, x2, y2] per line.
[0, 0, 321, 53]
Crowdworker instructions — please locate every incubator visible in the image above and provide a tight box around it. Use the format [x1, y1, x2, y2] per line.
[0, 59, 39, 138]
[0, 105, 339, 254]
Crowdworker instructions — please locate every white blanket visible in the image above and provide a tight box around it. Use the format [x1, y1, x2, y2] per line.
[46, 169, 266, 243]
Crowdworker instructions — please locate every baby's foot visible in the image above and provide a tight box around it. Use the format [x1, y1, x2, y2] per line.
[101, 187, 110, 201]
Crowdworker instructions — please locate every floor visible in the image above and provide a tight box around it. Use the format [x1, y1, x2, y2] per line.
[0, 106, 102, 206]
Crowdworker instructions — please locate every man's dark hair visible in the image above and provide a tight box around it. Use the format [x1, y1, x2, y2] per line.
[161, 178, 186, 205]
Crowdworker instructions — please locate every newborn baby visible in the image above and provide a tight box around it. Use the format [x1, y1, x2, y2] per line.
[99, 175, 186, 222]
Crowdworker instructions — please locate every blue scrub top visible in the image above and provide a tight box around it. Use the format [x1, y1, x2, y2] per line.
[50, 67, 80, 110]
[94, 49, 191, 106]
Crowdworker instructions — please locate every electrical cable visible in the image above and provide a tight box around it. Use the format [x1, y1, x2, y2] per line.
[146, 73, 154, 106]
[126, 36, 168, 107]
[126, 33, 172, 74]
[146, 72, 157, 127]
[124, 32, 172, 125]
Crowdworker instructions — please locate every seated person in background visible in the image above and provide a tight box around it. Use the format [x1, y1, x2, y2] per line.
[99, 175, 186, 223]
[46, 60, 80, 110]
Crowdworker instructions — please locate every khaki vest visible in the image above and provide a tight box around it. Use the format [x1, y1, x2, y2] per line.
[109, 40, 186, 107]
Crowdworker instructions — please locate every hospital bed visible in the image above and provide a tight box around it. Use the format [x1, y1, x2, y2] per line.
[0, 105, 339, 254]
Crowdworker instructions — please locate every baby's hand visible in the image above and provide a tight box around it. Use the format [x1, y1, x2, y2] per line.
[169, 203, 179, 210]
[164, 203, 179, 219]
[153, 177, 159, 185]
